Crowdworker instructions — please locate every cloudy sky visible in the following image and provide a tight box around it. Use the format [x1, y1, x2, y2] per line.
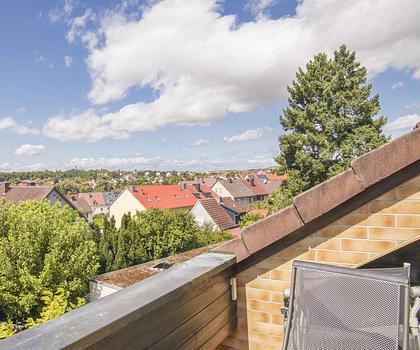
[1, 0, 419, 172]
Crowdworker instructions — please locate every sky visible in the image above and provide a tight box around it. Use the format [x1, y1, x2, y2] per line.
[0, 0, 419, 172]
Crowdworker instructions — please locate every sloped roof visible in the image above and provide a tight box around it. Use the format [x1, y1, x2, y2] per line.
[198, 198, 238, 231]
[261, 179, 283, 195]
[220, 197, 248, 214]
[2, 186, 53, 203]
[79, 192, 106, 207]
[214, 127, 420, 265]
[66, 195, 92, 215]
[218, 178, 255, 198]
[130, 184, 216, 209]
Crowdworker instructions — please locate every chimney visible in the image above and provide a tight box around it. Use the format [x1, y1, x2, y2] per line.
[1, 182, 10, 195]
[216, 196, 223, 204]
[250, 176, 255, 187]
[228, 177, 233, 183]
[194, 178, 201, 192]
[131, 186, 137, 193]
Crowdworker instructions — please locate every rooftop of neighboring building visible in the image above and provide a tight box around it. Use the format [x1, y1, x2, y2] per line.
[1, 183, 55, 204]
[219, 196, 248, 213]
[129, 183, 216, 210]
[197, 198, 238, 231]
[66, 195, 92, 215]
[95, 245, 216, 288]
[217, 178, 255, 198]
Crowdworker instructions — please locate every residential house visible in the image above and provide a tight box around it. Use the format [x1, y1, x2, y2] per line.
[109, 183, 216, 228]
[77, 191, 118, 216]
[3, 128, 419, 350]
[212, 175, 283, 206]
[218, 197, 248, 225]
[66, 195, 93, 222]
[190, 198, 238, 233]
[0, 182, 74, 209]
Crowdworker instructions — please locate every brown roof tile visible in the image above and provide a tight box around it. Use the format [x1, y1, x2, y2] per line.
[2, 186, 53, 204]
[199, 198, 238, 231]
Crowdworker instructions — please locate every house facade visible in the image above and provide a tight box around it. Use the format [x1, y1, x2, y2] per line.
[0, 183, 74, 209]
[109, 183, 217, 228]
[190, 198, 238, 232]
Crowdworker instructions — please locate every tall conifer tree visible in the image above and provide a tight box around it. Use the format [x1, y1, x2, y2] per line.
[271, 45, 388, 209]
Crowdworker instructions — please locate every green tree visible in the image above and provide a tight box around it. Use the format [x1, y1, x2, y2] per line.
[93, 209, 232, 272]
[239, 212, 264, 229]
[0, 200, 99, 322]
[273, 45, 388, 208]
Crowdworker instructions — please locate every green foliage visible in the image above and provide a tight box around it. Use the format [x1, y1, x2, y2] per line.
[95, 210, 232, 273]
[0, 320, 16, 339]
[239, 212, 264, 229]
[0, 200, 99, 322]
[25, 288, 85, 328]
[272, 45, 388, 210]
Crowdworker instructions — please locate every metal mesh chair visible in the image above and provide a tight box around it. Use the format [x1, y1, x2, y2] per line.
[282, 260, 411, 350]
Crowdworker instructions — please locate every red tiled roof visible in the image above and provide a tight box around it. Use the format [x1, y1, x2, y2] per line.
[198, 198, 238, 231]
[249, 208, 270, 218]
[267, 173, 288, 181]
[243, 178, 269, 196]
[130, 184, 216, 210]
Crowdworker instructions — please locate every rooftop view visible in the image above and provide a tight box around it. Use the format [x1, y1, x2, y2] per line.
[0, 1, 419, 349]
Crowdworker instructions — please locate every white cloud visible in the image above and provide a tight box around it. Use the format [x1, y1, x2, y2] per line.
[0, 162, 47, 172]
[14, 144, 46, 156]
[16, 106, 27, 114]
[190, 138, 210, 146]
[223, 128, 266, 142]
[68, 155, 162, 169]
[48, 0, 75, 23]
[392, 81, 404, 90]
[245, 0, 278, 16]
[66, 9, 96, 43]
[46, 0, 420, 142]
[384, 114, 420, 131]
[0, 116, 39, 135]
[64, 55, 73, 67]
[43, 109, 129, 142]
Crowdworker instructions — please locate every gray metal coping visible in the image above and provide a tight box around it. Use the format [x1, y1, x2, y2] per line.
[292, 260, 410, 285]
[0, 252, 236, 350]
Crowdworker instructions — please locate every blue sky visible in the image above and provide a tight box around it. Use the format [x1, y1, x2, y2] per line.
[1, 0, 419, 171]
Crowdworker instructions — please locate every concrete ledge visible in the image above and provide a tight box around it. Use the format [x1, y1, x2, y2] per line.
[294, 168, 364, 223]
[0, 252, 235, 350]
[241, 205, 304, 254]
[351, 128, 420, 188]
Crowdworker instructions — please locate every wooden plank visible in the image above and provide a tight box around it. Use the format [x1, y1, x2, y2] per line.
[150, 290, 234, 349]
[87, 270, 232, 350]
[179, 304, 237, 350]
[200, 316, 237, 350]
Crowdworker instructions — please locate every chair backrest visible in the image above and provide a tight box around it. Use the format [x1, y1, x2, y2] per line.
[282, 260, 410, 350]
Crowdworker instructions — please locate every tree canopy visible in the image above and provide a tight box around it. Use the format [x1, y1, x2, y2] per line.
[96, 209, 232, 273]
[0, 200, 98, 322]
[271, 45, 388, 209]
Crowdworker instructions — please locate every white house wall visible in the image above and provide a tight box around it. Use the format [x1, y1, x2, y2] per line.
[109, 189, 145, 228]
[190, 202, 218, 230]
[211, 182, 233, 199]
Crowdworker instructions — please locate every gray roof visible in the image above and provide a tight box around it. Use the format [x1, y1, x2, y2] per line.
[218, 179, 255, 198]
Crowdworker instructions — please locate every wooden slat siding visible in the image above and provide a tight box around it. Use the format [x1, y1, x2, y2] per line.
[0, 252, 236, 350]
[87, 270, 232, 350]
[151, 290, 233, 349]
[180, 304, 237, 350]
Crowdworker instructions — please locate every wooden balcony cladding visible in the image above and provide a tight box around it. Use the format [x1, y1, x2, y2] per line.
[0, 252, 237, 350]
